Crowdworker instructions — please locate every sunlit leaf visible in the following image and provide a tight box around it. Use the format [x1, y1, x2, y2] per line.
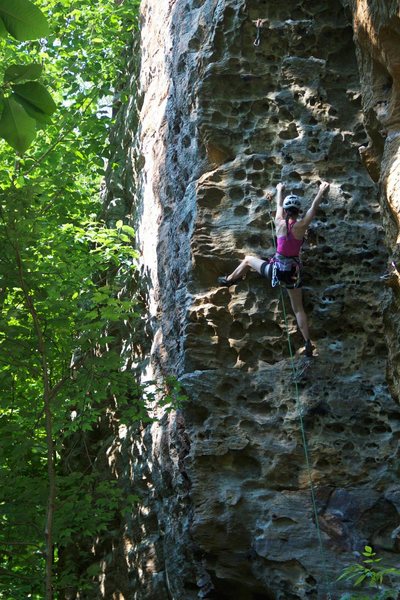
[121, 225, 135, 237]
[0, 0, 49, 41]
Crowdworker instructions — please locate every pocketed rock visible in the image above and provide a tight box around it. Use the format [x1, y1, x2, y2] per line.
[344, 0, 400, 403]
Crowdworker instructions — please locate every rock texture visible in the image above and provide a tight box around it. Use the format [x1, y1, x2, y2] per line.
[95, 1, 400, 599]
[346, 0, 400, 404]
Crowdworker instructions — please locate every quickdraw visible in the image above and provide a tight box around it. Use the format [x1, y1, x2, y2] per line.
[254, 24, 261, 46]
[253, 18, 268, 47]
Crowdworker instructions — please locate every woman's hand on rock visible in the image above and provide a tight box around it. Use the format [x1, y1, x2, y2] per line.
[319, 181, 330, 195]
[276, 182, 285, 194]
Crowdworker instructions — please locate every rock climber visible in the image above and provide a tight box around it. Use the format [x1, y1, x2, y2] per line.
[218, 181, 330, 357]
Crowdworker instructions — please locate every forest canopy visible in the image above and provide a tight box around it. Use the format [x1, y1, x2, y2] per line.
[0, 1, 144, 598]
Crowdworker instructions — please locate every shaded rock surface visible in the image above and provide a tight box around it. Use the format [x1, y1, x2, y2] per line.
[94, 0, 400, 599]
[346, 0, 400, 401]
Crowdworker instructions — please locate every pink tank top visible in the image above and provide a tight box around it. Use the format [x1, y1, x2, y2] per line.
[276, 221, 303, 257]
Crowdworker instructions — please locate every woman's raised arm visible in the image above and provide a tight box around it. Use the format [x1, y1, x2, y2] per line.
[275, 182, 285, 221]
[300, 181, 330, 227]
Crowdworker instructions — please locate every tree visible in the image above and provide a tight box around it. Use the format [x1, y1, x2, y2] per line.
[0, 1, 146, 598]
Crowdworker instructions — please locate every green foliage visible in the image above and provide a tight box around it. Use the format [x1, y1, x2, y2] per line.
[0, 1, 189, 596]
[4, 62, 43, 83]
[0, 187, 141, 597]
[0, 0, 56, 152]
[338, 546, 400, 599]
[0, 1, 145, 597]
[0, 0, 49, 41]
[158, 376, 189, 410]
[55, 475, 137, 545]
[0, 96, 37, 152]
[13, 80, 57, 118]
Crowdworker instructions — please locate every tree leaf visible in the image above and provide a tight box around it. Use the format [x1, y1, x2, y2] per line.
[354, 574, 367, 586]
[121, 225, 135, 237]
[12, 82, 57, 116]
[4, 63, 43, 84]
[0, 16, 7, 37]
[363, 559, 379, 564]
[12, 93, 52, 124]
[0, 0, 49, 41]
[0, 96, 36, 153]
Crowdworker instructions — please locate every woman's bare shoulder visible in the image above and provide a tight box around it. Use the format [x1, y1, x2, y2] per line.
[295, 216, 311, 228]
[292, 220, 307, 237]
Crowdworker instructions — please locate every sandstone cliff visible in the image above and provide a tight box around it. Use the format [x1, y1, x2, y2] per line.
[97, 1, 400, 599]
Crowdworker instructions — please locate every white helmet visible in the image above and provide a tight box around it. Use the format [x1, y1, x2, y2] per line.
[283, 194, 302, 211]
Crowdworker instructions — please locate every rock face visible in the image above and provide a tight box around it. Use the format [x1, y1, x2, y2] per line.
[99, 1, 400, 599]
[346, 0, 400, 401]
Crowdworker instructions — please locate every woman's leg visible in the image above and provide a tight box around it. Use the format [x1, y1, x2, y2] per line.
[226, 255, 266, 281]
[286, 287, 310, 342]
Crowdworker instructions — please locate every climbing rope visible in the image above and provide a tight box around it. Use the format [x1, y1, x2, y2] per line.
[265, 193, 334, 600]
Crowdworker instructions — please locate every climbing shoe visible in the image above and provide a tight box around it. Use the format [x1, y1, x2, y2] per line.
[217, 276, 240, 287]
[304, 339, 313, 358]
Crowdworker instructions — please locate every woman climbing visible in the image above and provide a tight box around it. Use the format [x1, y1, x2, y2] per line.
[217, 181, 330, 357]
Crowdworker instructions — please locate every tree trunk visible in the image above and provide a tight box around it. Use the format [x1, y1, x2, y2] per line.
[15, 244, 55, 600]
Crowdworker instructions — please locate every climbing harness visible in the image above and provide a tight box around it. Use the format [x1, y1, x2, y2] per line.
[270, 254, 302, 288]
[266, 201, 334, 600]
